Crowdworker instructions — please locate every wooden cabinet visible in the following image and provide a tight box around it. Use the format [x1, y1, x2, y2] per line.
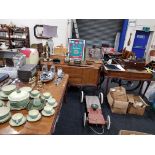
[41, 56, 102, 87]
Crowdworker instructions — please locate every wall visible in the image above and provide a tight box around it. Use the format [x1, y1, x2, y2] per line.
[123, 19, 155, 62]
[0, 19, 72, 47]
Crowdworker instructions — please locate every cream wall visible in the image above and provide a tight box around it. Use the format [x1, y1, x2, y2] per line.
[0, 19, 72, 47]
[123, 19, 155, 62]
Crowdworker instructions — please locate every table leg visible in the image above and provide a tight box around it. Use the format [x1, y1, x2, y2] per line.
[105, 77, 110, 95]
[142, 81, 151, 98]
[139, 81, 144, 95]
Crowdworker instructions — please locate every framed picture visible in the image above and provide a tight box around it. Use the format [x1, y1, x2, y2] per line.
[68, 39, 85, 60]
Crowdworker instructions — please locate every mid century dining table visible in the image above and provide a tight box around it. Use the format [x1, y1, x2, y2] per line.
[0, 73, 69, 135]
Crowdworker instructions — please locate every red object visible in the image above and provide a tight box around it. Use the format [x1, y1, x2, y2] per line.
[20, 48, 31, 58]
[88, 108, 105, 125]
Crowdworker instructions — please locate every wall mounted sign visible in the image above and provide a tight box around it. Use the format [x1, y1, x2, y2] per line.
[68, 39, 85, 60]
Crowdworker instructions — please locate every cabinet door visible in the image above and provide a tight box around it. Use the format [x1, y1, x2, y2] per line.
[82, 68, 100, 86]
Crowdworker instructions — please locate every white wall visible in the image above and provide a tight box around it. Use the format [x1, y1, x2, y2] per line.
[123, 19, 155, 62]
[0, 19, 72, 47]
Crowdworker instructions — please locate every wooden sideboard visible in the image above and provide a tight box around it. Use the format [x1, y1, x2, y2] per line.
[41, 56, 102, 87]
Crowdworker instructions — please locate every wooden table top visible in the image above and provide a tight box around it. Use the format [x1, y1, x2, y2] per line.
[0, 74, 69, 135]
[103, 65, 153, 81]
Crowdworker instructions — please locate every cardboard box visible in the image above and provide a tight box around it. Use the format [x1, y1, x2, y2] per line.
[119, 130, 150, 135]
[127, 95, 149, 116]
[107, 92, 128, 114]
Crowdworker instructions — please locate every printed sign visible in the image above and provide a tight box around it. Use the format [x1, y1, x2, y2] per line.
[68, 39, 85, 60]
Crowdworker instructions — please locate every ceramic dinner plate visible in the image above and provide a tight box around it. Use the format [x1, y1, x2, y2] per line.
[27, 113, 42, 122]
[46, 102, 58, 108]
[41, 109, 55, 117]
[9, 116, 26, 127]
[0, 113, 11, 124]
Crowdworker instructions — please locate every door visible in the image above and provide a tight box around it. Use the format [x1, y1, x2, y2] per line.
[132, 31, 150, 58]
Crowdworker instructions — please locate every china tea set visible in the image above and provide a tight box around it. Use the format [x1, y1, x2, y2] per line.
[0, 84, 58, 126]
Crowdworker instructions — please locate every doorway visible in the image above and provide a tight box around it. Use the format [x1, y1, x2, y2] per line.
[132, 30, 150, 58]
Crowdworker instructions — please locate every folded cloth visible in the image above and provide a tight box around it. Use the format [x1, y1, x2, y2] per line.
[20, 48, 31, 58]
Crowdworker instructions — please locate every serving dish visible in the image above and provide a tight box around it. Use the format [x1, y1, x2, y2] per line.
[1, 85, 16, 95]
[8, 90, 30, 108]
[7, 101, 29, 110]
[40, 72, 55, 82]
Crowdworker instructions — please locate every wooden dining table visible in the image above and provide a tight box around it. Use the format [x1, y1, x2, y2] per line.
[0, 73, 69, 135]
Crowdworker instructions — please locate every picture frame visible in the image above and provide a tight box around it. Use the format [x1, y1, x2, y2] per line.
[68, 39, 85, 60]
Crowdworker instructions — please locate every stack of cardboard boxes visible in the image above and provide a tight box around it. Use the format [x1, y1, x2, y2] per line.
[107, 86, 148, 115]
[107, 86, 129, 114]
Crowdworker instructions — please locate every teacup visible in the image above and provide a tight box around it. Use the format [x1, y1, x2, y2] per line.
[43, 92, 51, 99]
[28, 109, 39, 119]
[32, 98, 42, 107]
[30, 90, 40, 98]
[44, 105, 53, 114]
[12, 113, 23, 124]
[47, 98, 56, 106]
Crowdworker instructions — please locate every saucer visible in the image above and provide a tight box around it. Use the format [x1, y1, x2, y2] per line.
[27, 113, 41, 122]
[0, 113, 11, 124]
[9, 116, 26, 127]
[41, 109, 55, 117]
[46, 102, 58, 108]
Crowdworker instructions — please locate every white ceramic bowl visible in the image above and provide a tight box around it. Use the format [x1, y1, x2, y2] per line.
[28, 109, 39, 119]
[44, 105, 53, 114]
[12, 113, 23, 124]
[47, 98, 56, 106]
[1, 85, 16, 95]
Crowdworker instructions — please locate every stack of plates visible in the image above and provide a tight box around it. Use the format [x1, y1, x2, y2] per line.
[0, 107, 11, 124]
